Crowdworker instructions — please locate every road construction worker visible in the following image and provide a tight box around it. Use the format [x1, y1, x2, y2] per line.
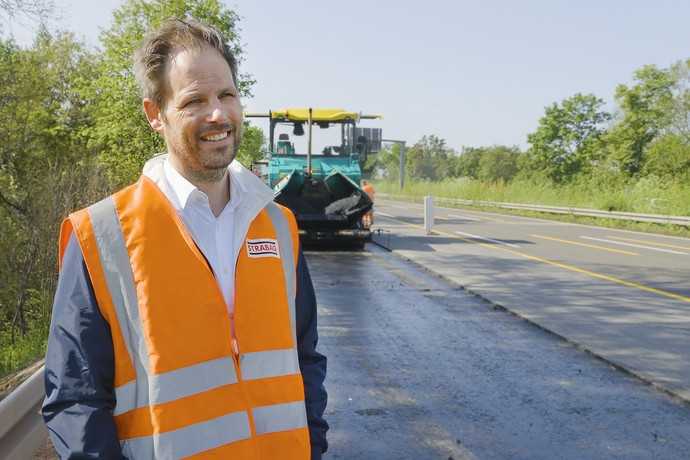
[361, 180, 375, 201]
[361, 180, 375, 227]
[41, 18, 328, 459]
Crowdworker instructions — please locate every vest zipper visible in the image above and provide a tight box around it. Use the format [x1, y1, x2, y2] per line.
[231, 337, 240, 366]
[187, 236, 240, 367]
[231, 253, 241, 372]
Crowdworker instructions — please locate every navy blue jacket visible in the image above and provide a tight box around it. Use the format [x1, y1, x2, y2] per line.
[42, 234, 328, 459]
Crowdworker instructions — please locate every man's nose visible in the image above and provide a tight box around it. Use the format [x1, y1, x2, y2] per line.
[207, 100, 229, 123]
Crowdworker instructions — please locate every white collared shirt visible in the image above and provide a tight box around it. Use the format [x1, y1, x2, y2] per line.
[162, 159, 240, 313]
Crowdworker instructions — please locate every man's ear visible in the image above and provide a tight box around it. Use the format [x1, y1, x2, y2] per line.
[143, 98, 165, 133]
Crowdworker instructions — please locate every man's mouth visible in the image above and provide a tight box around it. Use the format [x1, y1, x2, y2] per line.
[200, 130, 231, 142]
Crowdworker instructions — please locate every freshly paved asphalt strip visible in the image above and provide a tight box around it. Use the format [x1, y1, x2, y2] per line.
[311, 249, 690, 459]
[372, 199, 690, 402]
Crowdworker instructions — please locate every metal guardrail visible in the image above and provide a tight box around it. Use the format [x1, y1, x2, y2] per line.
[0, 365, 46, 460]
[379, 193, 690, 227]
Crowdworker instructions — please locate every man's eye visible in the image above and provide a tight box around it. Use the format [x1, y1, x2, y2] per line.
[221, 92, 235, 98]
[184, 99, 201, 107]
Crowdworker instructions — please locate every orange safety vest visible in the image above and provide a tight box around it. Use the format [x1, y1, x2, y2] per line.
[362, 182, 375, 202]
[58, 176, 310, 459]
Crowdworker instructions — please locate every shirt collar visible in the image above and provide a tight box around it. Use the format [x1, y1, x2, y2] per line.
[163, 158, 242, 213]
[163, 159, 198, 210]
[143, 153, 274, 222]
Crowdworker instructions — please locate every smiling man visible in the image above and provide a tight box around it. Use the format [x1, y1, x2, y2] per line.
[42, 18, 328, 459]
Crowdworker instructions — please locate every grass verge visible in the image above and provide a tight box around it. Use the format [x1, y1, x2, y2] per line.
[373, 177, 690, 216]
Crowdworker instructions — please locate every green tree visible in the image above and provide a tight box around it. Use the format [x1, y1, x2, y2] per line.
[642, 134, 690, 180]
[0, 30, 104, 374]
[88, 0, 254, 187]
[375, 143, 402, 181]
[455, 147, 482, 179]
[527, 93, 610, 182]
[605, 65, 675, 175]
[236, 123, 266, 168]
[406, 135, 455, 181]
[477, 146, 521, 182]
[667, 59, 690, 143]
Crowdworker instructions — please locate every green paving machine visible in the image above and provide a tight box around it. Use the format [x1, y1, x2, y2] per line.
[246, 108, 381, 246]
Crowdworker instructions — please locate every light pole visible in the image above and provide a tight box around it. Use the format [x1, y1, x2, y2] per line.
[382, 139, 406, 191]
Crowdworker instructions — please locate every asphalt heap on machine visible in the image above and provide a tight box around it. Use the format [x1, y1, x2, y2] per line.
[246, 108, 382, 247]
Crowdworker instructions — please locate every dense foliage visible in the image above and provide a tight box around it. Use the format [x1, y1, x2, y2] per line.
[0, 0, 263, 376]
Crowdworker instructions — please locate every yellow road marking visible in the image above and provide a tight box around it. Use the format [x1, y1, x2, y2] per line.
[607, 235, 690, 251]
[531, 234, 638, 256]
[378, 214, 690, 304]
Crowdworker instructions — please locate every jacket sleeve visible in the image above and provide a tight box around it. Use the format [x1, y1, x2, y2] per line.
[295, 249, 329, 459]
[42, 234, 126, 459]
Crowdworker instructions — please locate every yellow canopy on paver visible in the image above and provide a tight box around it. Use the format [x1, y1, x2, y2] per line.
[269, 108, 382, 122]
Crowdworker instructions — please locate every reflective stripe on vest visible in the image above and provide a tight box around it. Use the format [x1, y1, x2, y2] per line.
[266, 203, 297, 342]
[68, 177, 309, 459]
[88, 196, 154, 414]
[253, 400, 308, 435]
[121, 411, 251, 459]
[240, 348, 299, 381]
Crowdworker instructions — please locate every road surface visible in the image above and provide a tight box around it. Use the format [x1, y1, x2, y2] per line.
[313, 248, 690, 459]
[372, 198, 690, 402]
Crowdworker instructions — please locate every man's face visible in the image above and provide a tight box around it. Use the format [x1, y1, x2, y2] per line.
[146, 45, 243, 182]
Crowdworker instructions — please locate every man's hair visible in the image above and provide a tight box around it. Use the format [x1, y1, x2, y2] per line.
[133, 17, 238, 109]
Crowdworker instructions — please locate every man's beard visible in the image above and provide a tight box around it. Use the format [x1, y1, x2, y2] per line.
[173, 124, 243, 184]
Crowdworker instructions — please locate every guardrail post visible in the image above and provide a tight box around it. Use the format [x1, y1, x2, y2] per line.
[424, 195, 434, 235]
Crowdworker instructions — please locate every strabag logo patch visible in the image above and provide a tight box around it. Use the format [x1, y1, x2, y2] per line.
[246, 239, 280, 258]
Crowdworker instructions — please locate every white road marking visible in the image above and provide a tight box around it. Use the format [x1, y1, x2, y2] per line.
[606, 235, 690, 251]
[447, 213, 481, 221]
[581, 236, 688, 255]
[377, 212, 394, 218]
[455, 230, 521, 248]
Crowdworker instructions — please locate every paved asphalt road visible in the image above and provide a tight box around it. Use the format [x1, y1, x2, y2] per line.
[372, 199, 690, 402]
[312, 248, 690, 459]
[33, 246, 690, 459]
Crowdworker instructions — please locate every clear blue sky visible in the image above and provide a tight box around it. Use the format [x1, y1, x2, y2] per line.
[6, 0, 690, 151]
